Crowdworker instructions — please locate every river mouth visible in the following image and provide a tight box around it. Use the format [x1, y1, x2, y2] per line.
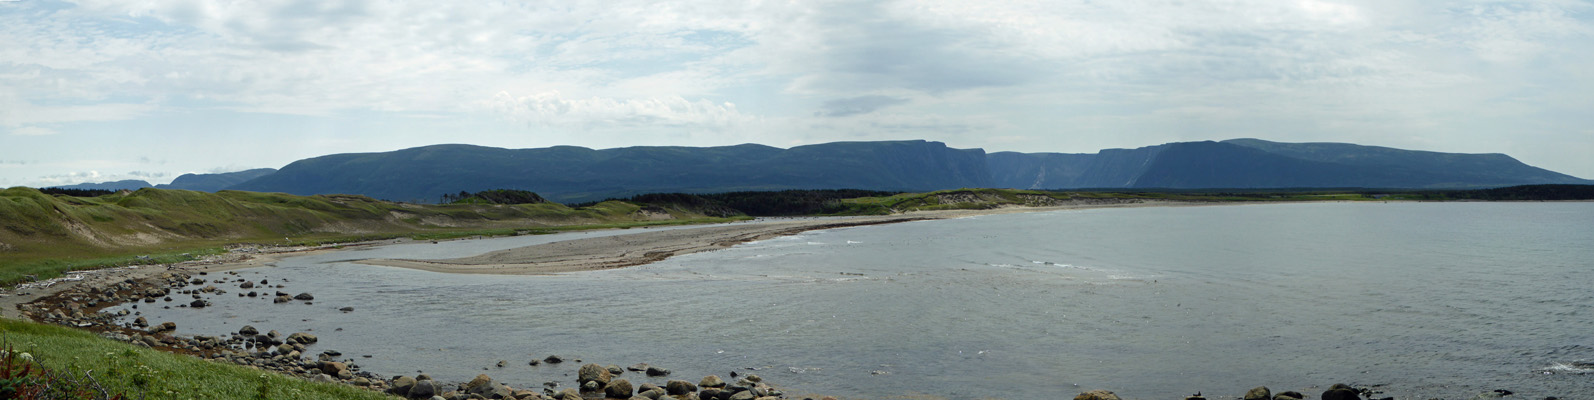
[104, 202, 1594, 399]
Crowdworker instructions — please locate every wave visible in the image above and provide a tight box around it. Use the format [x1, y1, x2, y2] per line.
[1538, 361, 1594, 375]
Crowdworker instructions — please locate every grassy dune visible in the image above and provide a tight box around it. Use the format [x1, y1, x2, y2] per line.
[0, 187, 741, 286]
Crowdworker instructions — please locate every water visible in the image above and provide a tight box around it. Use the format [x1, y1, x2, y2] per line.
[111, 202, 1594, 399]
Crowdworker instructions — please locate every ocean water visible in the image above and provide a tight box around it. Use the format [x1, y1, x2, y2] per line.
[111, 202, 1594, 399]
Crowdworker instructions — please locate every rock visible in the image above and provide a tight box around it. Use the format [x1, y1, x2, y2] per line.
[699, 375, 725, 388]
[638, 383, 663, 394]
[133, 317, 148, 327]
[1074, 390, 1122, 400]
[153, 321, 176, 333]
[287, 332, 318, 344]
[240, 281, 254, 289]
[408, 379, 439, 399]
[646, 365, 671, 376]
[639, 388, 667, 399]
[628, 363, 650, 371]
[666, 380, 697, 396]
[728, 391, 756, 400]
[605, 379, 635, 398]
[1273, 392, 1305, 400]
[528, 359, 540, 366]
[579, 363, 613, 386]
[1245, 387, 1272, 400]
[239, 325, 259, 335]
[607, 364, 624, 375]
[742, 374, 761, 383]
[310, 373, 336, 383]
[496, 359, 507, 368]
[389, 376, 418, 396]
[319, 361, 347, 376]
[339, 306, 354, 312]
[556, 388, 581, 400]
[582, 381, 601, 391]
[1321, 386, 1359, 400]
[294, 292, 314, 300]
[699, 388, 724, 400]
[543, 355, 563, 364]
[274, 295, 292, 303]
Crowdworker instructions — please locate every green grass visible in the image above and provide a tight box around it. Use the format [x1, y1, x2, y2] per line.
[0, 318, 396, 400]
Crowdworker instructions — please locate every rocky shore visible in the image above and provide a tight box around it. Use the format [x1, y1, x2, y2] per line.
[10, 268, 813, 400]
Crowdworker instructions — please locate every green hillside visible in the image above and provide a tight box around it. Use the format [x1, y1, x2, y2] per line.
[0, 187, 739, 285]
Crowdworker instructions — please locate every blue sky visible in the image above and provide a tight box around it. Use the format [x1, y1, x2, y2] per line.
[2, 0, 1592, 187]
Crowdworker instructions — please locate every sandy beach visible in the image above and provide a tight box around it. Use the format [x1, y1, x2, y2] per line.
[354, 202, 1175, 275]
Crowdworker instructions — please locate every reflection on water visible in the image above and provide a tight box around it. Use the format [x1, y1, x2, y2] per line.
[111, 202, 1594, 399]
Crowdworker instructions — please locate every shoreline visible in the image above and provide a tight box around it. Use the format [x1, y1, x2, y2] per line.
[354, 200, 1190, 275]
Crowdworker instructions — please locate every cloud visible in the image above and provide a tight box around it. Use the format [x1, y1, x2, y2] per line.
[127, 171, 168, 179]
[491, 91, 755, 131]
[815, 96, 910, 117]
[8, 126, 57, 136]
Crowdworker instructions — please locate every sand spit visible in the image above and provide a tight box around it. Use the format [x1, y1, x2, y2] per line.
[355, 202, 1181, 275]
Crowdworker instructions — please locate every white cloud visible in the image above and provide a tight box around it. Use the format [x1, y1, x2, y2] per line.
[491, 91, 755, 131]
[9, 126, 58, 136]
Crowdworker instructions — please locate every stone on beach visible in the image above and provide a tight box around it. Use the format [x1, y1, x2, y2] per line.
[293, 292, 314, 300]
[1074, 390, 1122, 400]
[1244, 386, 1271, 400]
[604, 379, 635, 398]
[578, 363, 613, 386]
[1273, 391, 1305, 400]
[699, 375, 725, 388]
[666, 380, 697, 395]
[273, 295, 292, 303]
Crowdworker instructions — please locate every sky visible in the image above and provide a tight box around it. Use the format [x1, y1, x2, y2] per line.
[2, 0, 1592, 188]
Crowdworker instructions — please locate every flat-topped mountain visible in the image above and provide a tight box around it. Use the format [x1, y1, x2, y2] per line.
[230, 140, 992, 203]
[46, 139, 1590, 202]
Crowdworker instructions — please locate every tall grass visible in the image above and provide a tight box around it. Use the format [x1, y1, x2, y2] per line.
[0, 319, 396, 400]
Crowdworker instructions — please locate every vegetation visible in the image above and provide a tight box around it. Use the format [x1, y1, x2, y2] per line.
[439, 189, 548, 205]
[0, 319, 394, 400]
[37, 188, 116, 197]
[0, 187, 730, 286]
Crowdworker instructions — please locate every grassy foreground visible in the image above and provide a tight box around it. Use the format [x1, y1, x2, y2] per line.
[0, 318, 395, 400]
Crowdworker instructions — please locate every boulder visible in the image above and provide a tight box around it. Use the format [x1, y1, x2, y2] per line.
[1245, 387, 1272, 400]
[579, 363, 613, 386]
[699, 375, 725, 388]
[240, 281, 254, 289]
[699, 388, 724, 400]
[465, 374, 495, 394]
[339, 307, 355, 312]
[294, 292, 315, 300]
[318, 361, 347, 376]
[287, 332, 318, 344]
[1074, 390, 1122, 400]
[556, 388, 581, 400]
[628, 363, 650, 371]
[607, 364, 624, 375]
[728, 391, 756, 400]
[133, 317, 148, 327]
[273, 295, 292, 303]
[408, 379, 439, 399]
[605, 379, 635, 399]
[388, 376, 417, 396]
[1273, 392, 1305, 400]
[238, 325, 259, 335]
[666, 380, 697, 396]
[646, 365, 671, 376]
[543, 355, 564, 364]
[153, 321, 176, 333]
[1322, 384, 1359, 400]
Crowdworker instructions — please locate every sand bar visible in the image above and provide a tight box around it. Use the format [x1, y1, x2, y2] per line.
[356, 202, 1179, 275]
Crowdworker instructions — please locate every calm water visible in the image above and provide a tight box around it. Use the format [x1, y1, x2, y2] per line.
[112, 202, 1594, 399]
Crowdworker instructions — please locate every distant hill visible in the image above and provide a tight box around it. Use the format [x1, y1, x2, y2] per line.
[209, 138, 1588, 202]
[229, 140, 991, 203]
[49, 179, 152, 191]
[158, 168, 277, 192]
[988, 139, 1589, 190]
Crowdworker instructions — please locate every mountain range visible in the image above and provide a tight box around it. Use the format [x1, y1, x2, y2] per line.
[48, 139, 1590, 203]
